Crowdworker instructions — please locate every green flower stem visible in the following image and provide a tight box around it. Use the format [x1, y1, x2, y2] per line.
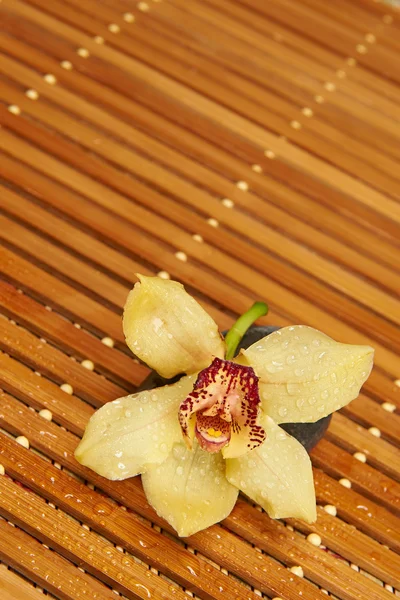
[225, 301, 269, 360]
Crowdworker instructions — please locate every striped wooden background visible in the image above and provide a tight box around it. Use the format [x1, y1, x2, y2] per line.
[0, 0, 399, 598]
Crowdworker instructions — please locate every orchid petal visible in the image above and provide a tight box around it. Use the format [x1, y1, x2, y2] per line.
[241, 326, 373, 423]
[142, 441, 238, 537]
[75, 376, 195, 480]
[226, 415, 316, 523]
[123, 275, 225, 378]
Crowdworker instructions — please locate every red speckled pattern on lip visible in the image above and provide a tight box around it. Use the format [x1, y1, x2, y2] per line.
[179, 357, 266, 453]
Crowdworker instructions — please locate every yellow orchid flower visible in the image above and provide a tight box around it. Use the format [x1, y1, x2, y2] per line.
[75, 275, 374, 537]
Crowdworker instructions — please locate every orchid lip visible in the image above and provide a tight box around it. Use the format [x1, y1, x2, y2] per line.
[179, 357, 266, 456]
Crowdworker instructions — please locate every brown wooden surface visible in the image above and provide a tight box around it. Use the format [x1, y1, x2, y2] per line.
[0, 0, 399, 598]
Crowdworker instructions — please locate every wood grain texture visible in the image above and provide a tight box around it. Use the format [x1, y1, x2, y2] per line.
[0, 0, 399, 598]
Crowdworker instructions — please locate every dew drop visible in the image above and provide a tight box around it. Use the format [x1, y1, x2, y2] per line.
[286, 383, 298, 395]
[176, 466, 184, 476]
[278, 406, 288, 417]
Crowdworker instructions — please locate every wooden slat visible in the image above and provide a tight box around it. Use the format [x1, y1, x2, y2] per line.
[1, 32, 399, 266]
[3, 354, 400, 559]
[0, 212, 130, 312]
[311, 440, 400, 516]
[0, 0, 399, 598]
[364, 370, 400, 410]
[4, 0, 400, 227]
[1, 81, 400, 329]
[1, 67, 399, 297]
[3, 5, 400, 248]
[287, 507, 400, 587]
[0, 474, 192, 600]
[0, 432, 309, 600]
[1, 246, 126, 345]
[0, 158, 289, 330]
[0, 521, 117, 600]
[0, 316, 126, 406]
[314, 470, 400, 553]
[0, 563, 52, 600]
[1, 394, 397, 599]
[327, 413, 400, 481]
[161, 0, 400, 131]
[0, 353, 93, 436]
[1, 130, 399, 377]
[36, 0, 400, 179]
[343, 395, 400, 446]
[0, 194, 234, 333]
[0, 280, 148, 390]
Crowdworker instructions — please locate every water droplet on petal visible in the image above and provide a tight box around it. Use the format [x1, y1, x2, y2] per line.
[286, 383, 299, 395]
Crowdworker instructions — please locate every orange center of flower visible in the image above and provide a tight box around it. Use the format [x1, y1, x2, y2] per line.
[178, 357, 266, 454]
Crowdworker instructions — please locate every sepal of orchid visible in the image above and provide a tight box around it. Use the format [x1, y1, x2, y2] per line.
[179, 357, 266, 459]
[74, 376, 195, 480]
[241, 326, 374, 423]
[123, 274, 225, 379]
[226, 415, 317, 523]
[142, 440, 238, 537]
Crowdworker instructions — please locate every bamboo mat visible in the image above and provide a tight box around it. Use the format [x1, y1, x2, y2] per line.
[0, 0, 400, 598]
